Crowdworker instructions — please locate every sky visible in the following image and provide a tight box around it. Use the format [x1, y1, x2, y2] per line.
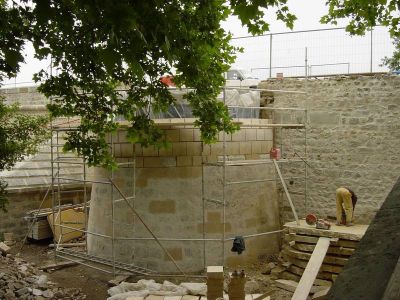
[1, 0, 394, 87]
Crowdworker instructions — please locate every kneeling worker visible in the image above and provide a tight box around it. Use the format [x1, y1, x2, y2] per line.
[336, 187, 358, 226]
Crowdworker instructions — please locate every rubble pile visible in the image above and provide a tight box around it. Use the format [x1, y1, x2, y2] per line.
[0, 253, 86, 299]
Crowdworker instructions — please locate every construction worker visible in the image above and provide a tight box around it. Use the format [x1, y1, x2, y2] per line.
[336, 187, 358, 226]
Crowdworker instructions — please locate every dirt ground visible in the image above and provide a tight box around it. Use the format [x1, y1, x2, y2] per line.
[11, 240, 292, 300]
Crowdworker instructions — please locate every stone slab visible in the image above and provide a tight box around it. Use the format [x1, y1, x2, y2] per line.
[284, 220, 368, 241]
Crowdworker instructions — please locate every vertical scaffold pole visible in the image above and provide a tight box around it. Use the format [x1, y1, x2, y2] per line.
[222, 88, 227, 265]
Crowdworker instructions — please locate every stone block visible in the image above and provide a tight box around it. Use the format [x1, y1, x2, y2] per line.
[0, 242, 10, 255]
[211, 143, 224, 156]
[186, 142, 202, 156]
[245, 129, 257, 141]
[193, 129, 202, 141]
[149, 200, 176, 214]
[192, 156, 203, 166]
[232, 130, 246, 142]
[239, 142, 252, 155]
[164, 247, 183, 261]
[165, 129, 180, 142]
[177, 156, 192, 167]
[256, 129, 265, 140]
[172, 142, 187, 156]
[251, 141, 263, 154]
[207, 266, 224, 278]
[180, 129, 194, 141]
[143, 157, 176, 168]
[159, 145, 173, 156]
[227, 142, 240, 155]
[142, 145, 159, 156]
[207, 211, 221, 222]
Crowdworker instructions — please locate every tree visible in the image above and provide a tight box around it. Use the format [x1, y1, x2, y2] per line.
[0, 98, 48, 211]
[321, 0, 400, 37]
[1, 0, 296, 169]
[2, 0, 398, 170]
[382, 38, 400, 71]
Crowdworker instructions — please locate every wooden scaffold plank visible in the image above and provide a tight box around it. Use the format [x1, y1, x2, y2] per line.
[291, 237, 331, 300]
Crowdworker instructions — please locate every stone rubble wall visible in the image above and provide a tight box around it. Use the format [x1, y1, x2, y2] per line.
[259, 75, 400, 224]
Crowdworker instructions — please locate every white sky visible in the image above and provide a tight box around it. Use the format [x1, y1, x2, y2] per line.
[1, 0, 393, 86]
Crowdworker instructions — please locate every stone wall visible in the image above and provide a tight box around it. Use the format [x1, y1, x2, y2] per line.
[87, 120, 282, 273]
[1, 187, 88, 238]
[0, 86, 47, 106]
[259, 75, 400, 224]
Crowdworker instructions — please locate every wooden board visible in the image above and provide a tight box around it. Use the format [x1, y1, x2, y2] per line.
[285, 234, 359, 248]
[288, 265, 332, 281]
[284, 220, 368, 241]
[47, 208, 85, 243]
[291, 237, 330, 300]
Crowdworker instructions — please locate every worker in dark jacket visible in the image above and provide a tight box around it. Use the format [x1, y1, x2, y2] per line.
[336, 187, 358, 226]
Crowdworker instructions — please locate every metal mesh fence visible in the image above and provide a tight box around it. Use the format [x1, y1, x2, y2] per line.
[231, 26, 394, 79]
[0, 26, 396, 88]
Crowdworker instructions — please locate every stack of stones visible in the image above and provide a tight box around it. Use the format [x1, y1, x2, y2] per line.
[206, 266, 224, 300]
[228, 270, 246, 300]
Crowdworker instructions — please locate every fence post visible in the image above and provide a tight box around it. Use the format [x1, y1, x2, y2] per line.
[305, 47, 308, 77]
[370, 29, 373, 73]
[269, 34, 273, 78]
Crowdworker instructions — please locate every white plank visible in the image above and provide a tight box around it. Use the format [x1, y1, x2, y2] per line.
[273, 159, 299, 225]
[291, 237, 331, 300]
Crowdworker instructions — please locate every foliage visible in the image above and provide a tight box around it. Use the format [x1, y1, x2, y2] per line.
[382, 38, 400, 71]
[0, 98, 49, 211]
[3, 0, 399, 169]
[321, 0, 400, 37]
[0, 0, 296, 169]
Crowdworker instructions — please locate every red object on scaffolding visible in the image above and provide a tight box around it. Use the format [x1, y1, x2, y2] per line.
[160, 75, 175, 87]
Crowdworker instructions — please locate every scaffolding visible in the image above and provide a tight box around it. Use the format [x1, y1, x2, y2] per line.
[46, 86, 307, 279]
